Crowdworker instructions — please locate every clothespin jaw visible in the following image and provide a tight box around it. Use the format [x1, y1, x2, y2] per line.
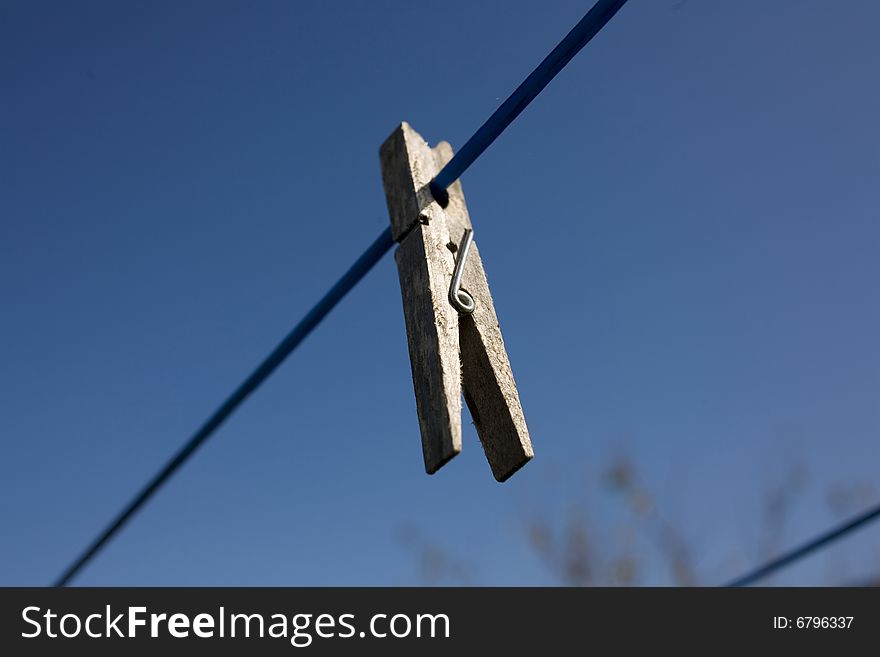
[380, 122, 534, 482]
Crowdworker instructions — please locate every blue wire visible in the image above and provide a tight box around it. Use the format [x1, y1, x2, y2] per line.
[54, 0, 632, 586]
[725, 502, 880, 587]
[54, 228, 394, 586]
[430, 0, 630, 204]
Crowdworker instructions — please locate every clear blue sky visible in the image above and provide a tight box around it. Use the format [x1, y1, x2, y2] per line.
[2, 0, 879, 586]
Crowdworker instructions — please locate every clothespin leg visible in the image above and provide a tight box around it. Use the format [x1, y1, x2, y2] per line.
[433, 141, 534, 482]
[394, 229, 463, 473]
[459, 241, 534, 482]
[381, 123, 463, 474]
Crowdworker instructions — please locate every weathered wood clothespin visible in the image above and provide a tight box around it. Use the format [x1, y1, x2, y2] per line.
[380, 122, 533, 482]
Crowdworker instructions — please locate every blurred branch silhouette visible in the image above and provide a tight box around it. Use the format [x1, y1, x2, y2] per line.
[396, 524, 473, 586]
[525, 456, 699, 586]
[400, 453, 878, 586]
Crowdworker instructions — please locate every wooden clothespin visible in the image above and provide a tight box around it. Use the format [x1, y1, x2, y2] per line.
[380, 122, 533, 482]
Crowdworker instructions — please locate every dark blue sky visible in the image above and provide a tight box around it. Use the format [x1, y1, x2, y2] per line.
[2, 0, 879, 585]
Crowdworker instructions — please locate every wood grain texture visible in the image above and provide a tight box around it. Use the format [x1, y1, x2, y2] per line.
[380, 122, 444, 242]
[380, 122, 533, 480]
[459, 243, 534, 481]
[381, 123, 462, 473]
[435, 144, 534, 482]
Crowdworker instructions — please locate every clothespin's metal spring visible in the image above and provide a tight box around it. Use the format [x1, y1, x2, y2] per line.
[449, 228, 475, 314]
